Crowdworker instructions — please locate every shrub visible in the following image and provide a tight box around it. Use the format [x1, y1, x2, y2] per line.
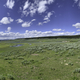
[7, 74, 15, 80]
[68, 62, 73, 66]
[8, 61, 13, 64]
[73, 68, 80, 73]
[30, 59, 35, 63]
[78, 56, 80, 59]
[0, 75, 6, 80]
[71, 77, 79, 80]
[71, 53, 74, 56]
[65, 54, 69, 57]
[51, 67, 55, 70]
[22, 60, 30, 65]
[39, 73, 43, 75]
[4, 57, 12, 60]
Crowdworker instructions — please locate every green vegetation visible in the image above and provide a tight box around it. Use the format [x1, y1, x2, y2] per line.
[0, 38, 80, 80]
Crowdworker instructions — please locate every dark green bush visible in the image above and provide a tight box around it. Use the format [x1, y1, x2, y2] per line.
[68, 62, 73, 66]
[22, 60, 30, 65]
[73, 68, 80, 73]
[7, 74, 15, 80]
[8, 61, 13, 64]
[4, 57, 12, 60]
[78, 56, 80, 59]
[71, 76, 79, 80]
[0, 75, 6, 80]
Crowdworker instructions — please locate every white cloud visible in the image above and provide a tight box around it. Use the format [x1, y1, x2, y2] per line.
[44, 31, 53, 34]
[25, 30, 29, 33]
[43, 19, 50, 23]
[43, 11, 53, 24]
[21, 0, 55, 17]
[73, 0, 80, 7]
[16, 19, 23, 23]
[22, 22, 31, 27]
[44, 12, 53, 20]
[22, 11, 29, 17]
[29, 3, 37, 16]
[38, 22, 43, 25]
[31, 19, 36, 22]
[53, 29, 65, 31]
[0, 17, 14, 24]
[22, 19, 36, 27]
[0, 30, 75, 40]
[23, 0, 30, 10]
[77, 29, 80, 31]
[5, 27, 11, 32]
[38, 1, 47, 13]
[74, 0, 78, 3]
[5, 0, 15, 9]
[76, 32, 80, 35]
[38, 12, 53, 25]
[37, 0, 54, 13]
[47, 0, 55, 4]
[72, 23, 80, 28]
[21, 0, 30, 17]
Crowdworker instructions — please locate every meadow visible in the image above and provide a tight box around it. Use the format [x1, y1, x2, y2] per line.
[0, 38, 80, 80]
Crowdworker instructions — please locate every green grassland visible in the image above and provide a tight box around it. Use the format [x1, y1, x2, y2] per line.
[0, 38, 80, 80]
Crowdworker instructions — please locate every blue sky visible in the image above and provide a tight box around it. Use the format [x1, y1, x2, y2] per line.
[0, 0, 80, 39]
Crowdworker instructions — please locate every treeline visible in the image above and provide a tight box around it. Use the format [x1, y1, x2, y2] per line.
[24, 35, 80, 39]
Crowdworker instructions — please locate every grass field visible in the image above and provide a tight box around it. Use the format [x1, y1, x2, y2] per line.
[0, 38, 80, 80]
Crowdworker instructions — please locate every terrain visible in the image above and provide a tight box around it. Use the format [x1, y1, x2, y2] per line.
[0, 36, 80, 80]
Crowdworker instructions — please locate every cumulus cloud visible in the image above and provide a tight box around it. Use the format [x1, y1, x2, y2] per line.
[73, 0, 80, 7]
[5, 27, 11, 32]
[22, 11, 29, 17]
[37, 0, 54, 13]
[44, 12, 53, 20]
[38, 1, 47, 13]
[16, 19, 23, 23]
[22, 0, 55, 17]
[22, 19, 36, 27]
[0, 17, 14, 24]
[53, 29, 65, 31]
[22, 22, 31, 27]
[23, 0, 30, 10]
[5, 0, 15, 9]
[43, 11, 54, 24]
[0, 30, 75, 40]
[47, 0, 55, 4]
[72, 23, 80, 28]
[29, 3, 37, 16]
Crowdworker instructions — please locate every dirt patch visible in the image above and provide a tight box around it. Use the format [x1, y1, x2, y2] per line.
[65, 63, 68, 65]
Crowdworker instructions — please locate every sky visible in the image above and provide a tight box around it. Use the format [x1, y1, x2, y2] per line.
[0, 0, 80, 39]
